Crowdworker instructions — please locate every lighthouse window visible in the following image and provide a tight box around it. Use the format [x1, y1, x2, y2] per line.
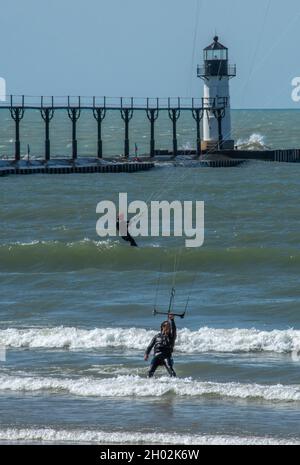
[205, 50, 227, 61]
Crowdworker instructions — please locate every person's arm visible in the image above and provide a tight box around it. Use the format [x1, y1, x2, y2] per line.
[144, 336, 156, 361]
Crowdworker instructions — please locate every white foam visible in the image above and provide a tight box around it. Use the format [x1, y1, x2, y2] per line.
[0, 326, 153, 350]
[0, 428, 298, 445]
[88, 365, 144, 376]
[1, 238, 113, 248]
[1, 326, 300, 354]
[236, 133, 268, 150]
[0, 374, 300, 402]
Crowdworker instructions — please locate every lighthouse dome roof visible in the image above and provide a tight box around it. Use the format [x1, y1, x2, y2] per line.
[204, 36, 227, 51]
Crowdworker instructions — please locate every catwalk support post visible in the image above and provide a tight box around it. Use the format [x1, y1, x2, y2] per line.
[191, 100, 204, 157]
[146, 98, 159, 158]
[67, 96, 81, 160]
[40, 96, 55, 161]
[120, 98, 134, 158]
[9, 95, 25, 162]
[212, 98, 227, 150]
[216, 109, 224, 149]
[92, 97, 106, 159]
[168, 98, 181, 157]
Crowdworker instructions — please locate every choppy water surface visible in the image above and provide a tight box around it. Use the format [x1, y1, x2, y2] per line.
[0, 110, 300, 444]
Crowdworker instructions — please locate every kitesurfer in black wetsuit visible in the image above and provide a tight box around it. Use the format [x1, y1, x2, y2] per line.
[116, 216, 138, 247]
[144, 314, 177, 377]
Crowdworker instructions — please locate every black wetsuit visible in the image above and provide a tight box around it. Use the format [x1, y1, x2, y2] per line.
[145, 319, 177, 377]
[116, 220, 138, 247]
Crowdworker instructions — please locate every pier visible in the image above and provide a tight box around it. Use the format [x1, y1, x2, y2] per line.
[1, 95, 300, 177]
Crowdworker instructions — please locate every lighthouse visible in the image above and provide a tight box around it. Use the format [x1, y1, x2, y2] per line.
[197, 36, 236, 150]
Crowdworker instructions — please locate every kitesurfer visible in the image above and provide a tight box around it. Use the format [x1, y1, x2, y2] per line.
[144, 313, 177, 377]
[116, 215, 138, 247]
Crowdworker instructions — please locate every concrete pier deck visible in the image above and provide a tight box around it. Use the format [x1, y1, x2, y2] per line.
[0, 159, 155, 177]
[1, 147, 300, 178]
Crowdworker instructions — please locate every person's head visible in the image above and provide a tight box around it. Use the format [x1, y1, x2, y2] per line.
[161, 320, 170, 335]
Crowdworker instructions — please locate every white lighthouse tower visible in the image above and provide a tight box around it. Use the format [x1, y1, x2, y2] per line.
[197, 36, 236, 150]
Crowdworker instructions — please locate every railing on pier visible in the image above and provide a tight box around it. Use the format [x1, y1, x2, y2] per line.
[0, 95, 224, 109]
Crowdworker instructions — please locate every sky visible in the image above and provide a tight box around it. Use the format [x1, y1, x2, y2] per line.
[1, 0, 300, 108]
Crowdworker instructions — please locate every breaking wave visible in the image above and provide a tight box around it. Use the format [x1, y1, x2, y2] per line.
[0, 428, 298, 445]
[0, 374, 300, 402]
[236, 133, 269, 151]
[1, 239, 299, 272]
[1, 326, 300, 354]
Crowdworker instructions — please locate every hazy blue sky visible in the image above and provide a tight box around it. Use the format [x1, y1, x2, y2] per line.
[1, 0, 300, 108]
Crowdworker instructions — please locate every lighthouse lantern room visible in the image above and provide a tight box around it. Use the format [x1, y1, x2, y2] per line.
[197, 36, 236, 151]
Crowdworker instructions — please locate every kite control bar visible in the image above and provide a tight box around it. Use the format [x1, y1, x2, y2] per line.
[152, 287, 189, 319]
[152, 308, 186, 319]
